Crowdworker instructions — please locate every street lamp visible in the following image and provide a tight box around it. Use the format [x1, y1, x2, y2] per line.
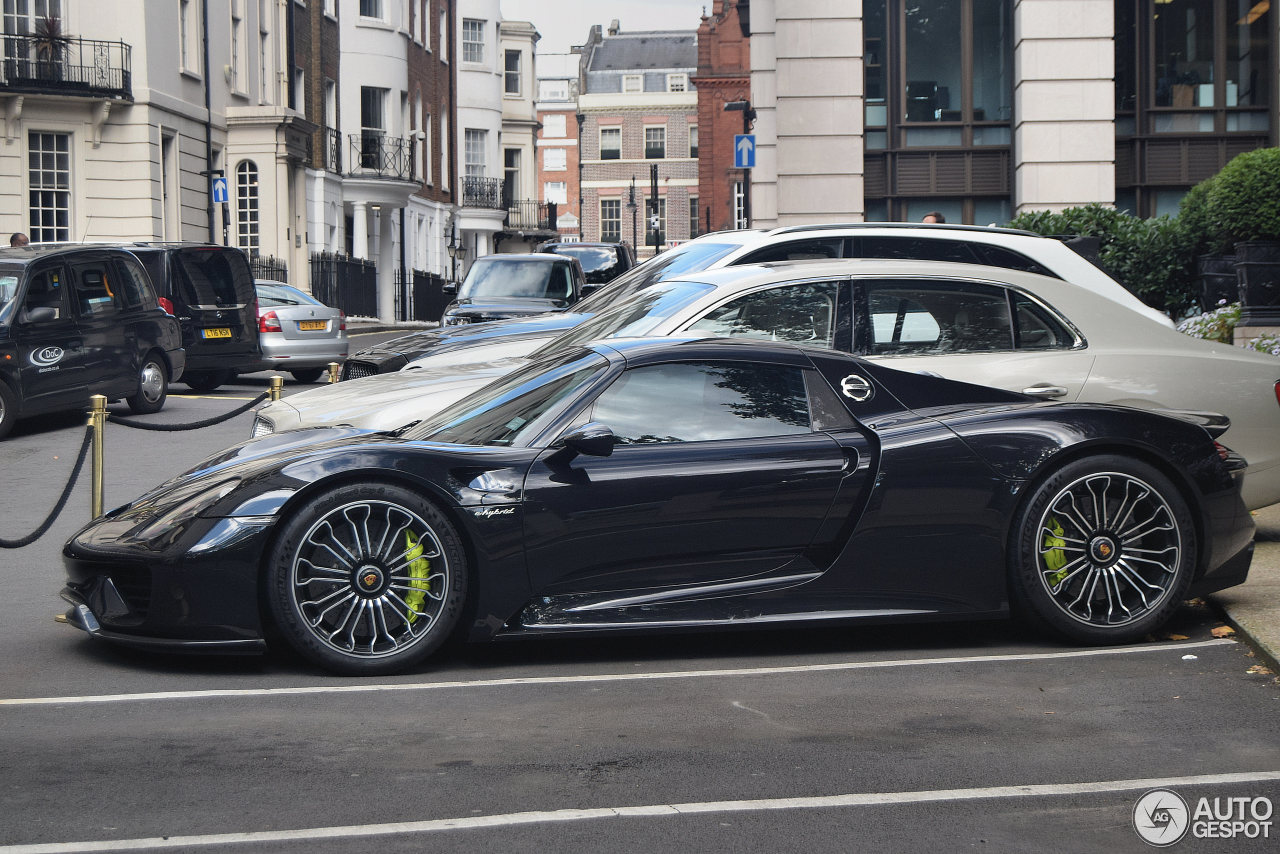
[446, 222, 462, 284]
[627, 176, 637, 251]
[724, 99, 755, 228]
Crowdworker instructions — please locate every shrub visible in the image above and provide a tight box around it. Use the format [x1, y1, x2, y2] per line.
[1204, 147, 1280, 251]
[1177, 300, 1280, 356]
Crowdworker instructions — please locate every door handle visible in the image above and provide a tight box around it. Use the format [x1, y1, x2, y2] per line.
[1022, 384, 1069, 399]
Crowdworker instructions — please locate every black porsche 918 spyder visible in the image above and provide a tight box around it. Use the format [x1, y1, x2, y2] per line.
[61, 337, 1254, 675]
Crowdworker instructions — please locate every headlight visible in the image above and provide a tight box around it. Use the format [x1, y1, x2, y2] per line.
[251, 414, 275, 437]
[129, 479, 242, 546]
[443, 316, 470, 326]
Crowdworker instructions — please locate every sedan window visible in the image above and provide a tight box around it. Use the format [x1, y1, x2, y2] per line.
[865, 282, 1014, 354]
[686, 281, 840, 348]
[590, 361, 812, 444]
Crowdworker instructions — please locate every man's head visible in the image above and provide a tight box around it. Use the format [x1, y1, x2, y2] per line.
[921, 212, 945, 224]
[10, 232, 29, 247]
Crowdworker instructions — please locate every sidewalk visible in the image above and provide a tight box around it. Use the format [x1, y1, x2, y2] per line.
[1211, 503, 1280, 671]
[346, 317, 432, 336]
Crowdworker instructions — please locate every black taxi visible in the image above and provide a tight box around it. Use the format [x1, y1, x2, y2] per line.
[0, 245, 185, 439]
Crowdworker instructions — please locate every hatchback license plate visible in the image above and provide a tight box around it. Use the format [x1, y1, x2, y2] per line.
[298, 320, 327, 331]
[202, 327, 232, 339]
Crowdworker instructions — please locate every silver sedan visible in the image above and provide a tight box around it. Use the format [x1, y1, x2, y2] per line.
[252, 280, 349, 383]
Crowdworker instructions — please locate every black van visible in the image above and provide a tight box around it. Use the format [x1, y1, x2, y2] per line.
[0, 245, 185, 439]
[126, 244, 261, 392]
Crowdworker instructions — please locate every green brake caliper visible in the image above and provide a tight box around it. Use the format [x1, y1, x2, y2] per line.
[1043, 516, 1068, 587]
[404, 530, 430, 623]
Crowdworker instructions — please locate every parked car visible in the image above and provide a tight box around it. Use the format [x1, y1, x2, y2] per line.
[125, 243, 262, 392]
[0, 245, 185, 439]
[535, 240, 636, 287]
[64, 336, 1253, 675]
[250, 280, 348, 383]
[440, 253, 587, 326]
[254, 259, 1280, 510]
[342, 223, 1175, 381]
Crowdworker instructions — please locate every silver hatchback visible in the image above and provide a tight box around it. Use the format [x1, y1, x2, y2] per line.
[252, 280, 348, 383]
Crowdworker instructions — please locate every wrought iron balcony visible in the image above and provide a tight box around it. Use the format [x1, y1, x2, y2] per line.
[506, 199, 559, 231]
[348, 132, 414, 180]
[317, 127, 342, 173]
[462, 176, 505, 210]
[0, 34, 132, 100]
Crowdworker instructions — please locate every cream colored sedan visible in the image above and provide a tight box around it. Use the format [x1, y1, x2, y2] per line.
[253, 259, 1280, 509]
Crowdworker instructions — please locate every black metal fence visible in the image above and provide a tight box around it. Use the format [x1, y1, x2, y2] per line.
[311, 252, 377, 317]
[0, 34, 132, 99]
[248, 253, 288, 284]
[398, 269, 449, 322]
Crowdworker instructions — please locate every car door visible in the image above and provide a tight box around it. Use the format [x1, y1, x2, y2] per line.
[69, 254, 132, 397]
[856, 278, 1095, 401]
[681, 278, 854, 353]
[14, 261, 87, 410]
[521, 359, 852, 598]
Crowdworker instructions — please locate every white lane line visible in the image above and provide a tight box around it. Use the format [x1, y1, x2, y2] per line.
[0, 639, 1234, 707]
[3, 770, 1279, 853]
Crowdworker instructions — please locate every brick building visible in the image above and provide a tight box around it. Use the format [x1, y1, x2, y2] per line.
[692, 1, 750, 233]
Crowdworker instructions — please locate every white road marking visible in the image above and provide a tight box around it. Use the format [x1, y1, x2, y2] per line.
[0, 639, 1234, 707]
[2, 770, 1278, 853]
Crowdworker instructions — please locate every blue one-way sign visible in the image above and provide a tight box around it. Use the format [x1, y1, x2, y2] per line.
[211, 176, 229, 204]
[734, 134, 756, 169]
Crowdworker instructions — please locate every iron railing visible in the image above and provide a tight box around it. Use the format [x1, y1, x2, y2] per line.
[0, 34, 131, 99]
[248, 253, 288, 284]
[394, 268, 448, 322]
[462, 176, 505, 210]
[349, 132, 414, 180]
[311, 251, 377, 318]
[506, 200, 559, 231]
[319, 127, 342, 173]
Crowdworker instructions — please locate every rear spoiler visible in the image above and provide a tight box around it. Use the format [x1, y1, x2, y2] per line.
[1165, 409, 1230, 439]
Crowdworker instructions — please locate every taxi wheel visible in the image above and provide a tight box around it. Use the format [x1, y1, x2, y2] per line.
[126, 354, 168, 414]
[290, 368, 324, 384]
[184, 369, 234, 393]
[0, 381, 15, 440]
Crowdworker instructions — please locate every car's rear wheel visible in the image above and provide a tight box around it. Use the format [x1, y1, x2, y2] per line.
[0, 381, 16, 440]
[184, 368, 234, 393]
[126, 353, 168, 414]
[290, 368, 324, 384]
[266, 483, 468, 675]
[1009, 455, 1196, 644]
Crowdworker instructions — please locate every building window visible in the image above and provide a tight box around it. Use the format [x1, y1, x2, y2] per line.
[292, 67, 304, 111]
[600, 199, 622, 242]
[733, 181, 746, 230]
[545, 182, 568, 205]
[540, 79, 569, 101]
[360, 86, 387, 168]
[424, 112, 433, 184]
[440, 9, 448, 61]
[689, 124, 698, 159]
[359, 0, 382, 18]
[543, 148, 567, 171]
[230, 2, 244, 90]
[179, 0, 196, 72]
[644, 126, 666, 159]
[666, 73, 688, 92]
[622, 74, 643, 93]
[27, 131, 70, 243]
[504, 49, 521, 95]
[464, 128, 487, 177]
[504, 148, 520, 203]
[689, 196, 699, 237]
[236, 160, 260, 254]
[543, 114, 567, 138]
[600, 126, 621, 160]
[462, 18, 485, 63]
[259, 26, 270, 103]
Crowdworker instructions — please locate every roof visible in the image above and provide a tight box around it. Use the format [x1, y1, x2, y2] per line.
[585, 31, 696, 72]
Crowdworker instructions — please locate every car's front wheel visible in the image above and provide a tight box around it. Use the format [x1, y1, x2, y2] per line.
[1009, 455, 1196, 644]
[266, 483, 468, 675]
[126, 353, 168, 414]
[0, 381, 16, 440]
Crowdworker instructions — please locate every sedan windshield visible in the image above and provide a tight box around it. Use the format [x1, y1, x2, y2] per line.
[460, 258, 571, 301]
[412, 349, 608, 446]
[528, 280, 715, 359]
[257, 282, 321, 307]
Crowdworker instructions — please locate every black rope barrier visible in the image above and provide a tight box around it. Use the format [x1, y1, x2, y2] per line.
[110, 392, 269, 432]
[0, 424, 94, 549]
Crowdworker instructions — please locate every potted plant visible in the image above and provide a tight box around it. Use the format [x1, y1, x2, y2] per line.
[1176, 177, 1237, 311]
[1205, 147, 1280, 325]
[31, 14, 69, 83]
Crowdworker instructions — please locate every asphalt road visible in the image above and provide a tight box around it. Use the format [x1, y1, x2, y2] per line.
[1, 331, 1277, 852]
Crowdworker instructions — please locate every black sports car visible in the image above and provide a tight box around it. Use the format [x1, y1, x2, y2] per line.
[61, 337, 1254, 675]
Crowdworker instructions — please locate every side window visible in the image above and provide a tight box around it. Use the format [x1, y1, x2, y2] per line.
[866, 282, 1013, 354]
[736, 238, 846, 263]
[1013, 294, 1076, 349]
[856, 237, 981, 264]
[590, 361, 812, 444]
[21, 265, 70, 321]
[547, 264, 573, 300]
[73, 262, 119, 318]
[686, 281, 840, 348]
[112, 257, 152, 310]
[972, 245, 1056, 277]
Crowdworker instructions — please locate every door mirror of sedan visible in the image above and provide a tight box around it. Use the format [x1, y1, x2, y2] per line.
[442, 281, 458, 295]
[19, 306, 57, 324]
[559, 422, 616, 458]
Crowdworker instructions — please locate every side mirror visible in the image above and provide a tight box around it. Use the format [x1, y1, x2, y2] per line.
[581, 282, 604, 297]
[442, 281, 458, 295]
[20, 306, 57, 324]
[559, 422, 616, 458]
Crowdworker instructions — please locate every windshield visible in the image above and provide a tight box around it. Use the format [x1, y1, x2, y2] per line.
[174, 249, 252, 307]
[570, 240, 744, 313]
[529, 280, 715, 359]
[548, 246, 623, 284]
[0, 264, 19, 324]
[460, 258, 572, 301]
[412, 349, 608, 446]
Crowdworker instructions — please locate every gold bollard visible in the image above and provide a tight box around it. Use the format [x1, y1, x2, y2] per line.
[269, 375, 284, 401]
[327, 362, 340, 384]
[88, 394, 107, 519]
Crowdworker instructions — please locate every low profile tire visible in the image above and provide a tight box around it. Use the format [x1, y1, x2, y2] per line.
[126, 353, 168, 414]
[266, 482, 468, 675]
[0, 381, 16, 440]
[184, 368, 234, 393]
[1009, 455, 1196, 645]
[290, 368, 325, 384]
